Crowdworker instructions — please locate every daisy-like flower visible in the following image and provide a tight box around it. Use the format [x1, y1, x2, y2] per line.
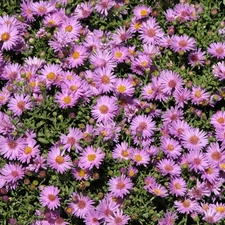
[111, 26, 132, 45]
[0, 24, 19, 51]
[212, 62, 225, 81]
[131, 53, 152, 74]
[8, 93, 32, 116]
[174, 199, 199, 214]
[18, 139, 40, 164]
[68, 192, 95, 219]
[191, 85, 210, 105]
[162, 106, 183, 125]
[0, 136, 25, 160]
[112, 142, 132, 161]
[133, 5, 152, 20]
[131, 148, 150, 167]
[47, 146, 73, 174]
[60, 127, 83, 152]
[206, 142, 224, 164]
[78, 146, 105, 170]
[114, 78, 135, 97]
[164, 8, 177, 22]
[157, 158, 181, 177]
[139, 17, 164, 44]
[72, 167, 91, 181]
[91, 95, 118, 123]
[90, 49, 116, 69]
[160, 70, 183, 95]
[93, 67, 116, 94]
[210, 111, 225, 129]
[39, 186, 61, 210]
[188, 179, 210, 200]
[173, 87, 191, 108]
[170, 34, 196, 53]
[97, 198, 120, 221]
[188, 49, 205, 67]
[148, 183, 168, 197]
[130, 114, 155, 138]
[83, 209, 101, 225]
[208, 42, 225, 59]
[108, 174, 133, 198]
[201, 165, 219, 183]
[169, 119, 190, 139]
[159, 210, 178, 225]
[20, 0, 35, 22]
[95, 0, 115, 17]
[203, 208, 223, 224]
[68, 45, 87, 68]
[169, 177, 187, 197]
[60, 18, 82, 39]
[161, 137, 182, 159]
[74, 2, 93, 20]
[54, 91, 78, 109]
[181, 127, 208, 151]
[112, 47, 129, 63]
[141, 83, 156, 100]
[106, 209, 130, 225]
[43, 13, 63, 28]
[187, 150, 209, 172]
[30, 0, 56, 16]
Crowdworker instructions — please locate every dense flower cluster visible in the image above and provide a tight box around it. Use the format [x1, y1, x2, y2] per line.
[1, 0, 225, 224]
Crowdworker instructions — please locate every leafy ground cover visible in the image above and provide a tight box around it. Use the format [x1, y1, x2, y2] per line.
[0, 0, 225, 224]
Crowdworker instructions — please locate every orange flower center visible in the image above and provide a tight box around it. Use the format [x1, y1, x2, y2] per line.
[63, 96, 72, 104]
[194, 90, 202, 98]
[211, 151, 221, 161]
[24, 146, 32, 155]
[47, 72, 56, 80]
[217, 117, 224, 124]
[182, 200, 191, 208]
[101, 75, 110, 84]
[78, 169, 86, 177]
[167, 144, 174, 151]
[65, 25, 73, 32]
[134, 154, 143, 162]
[140, 9, 148, 16]
[48, 194, 56, 201]
[165, 165, 173, 172]
[117, 85, 126, 93]
[77, 200, 86, 209]
[17, 101, 25, 110]
[1, 32, 10, 41]
[116, 181, 125, 190]
[189, 135, 199, 145]
[174, 183, 181, 190]
[121, 150, 129, 157]
[87, 154, 96, 161]
[115, 52, 122, 58]
[178, 40, 187, 48]
[99, 105, 109, 114]
[216, 47, 224, 55]
[56, 155, 65, 164]
[216, 206, 225, 214]
[147, 28, 156, 37]
[72, 51, 80, 59]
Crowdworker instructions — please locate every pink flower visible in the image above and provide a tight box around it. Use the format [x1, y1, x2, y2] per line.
[174, 199, 199, 214]
[106, 209, 130, 225]
[108, 174, 133, 197]
[208, 42, 225, 59]
[39, 186, 61, 210]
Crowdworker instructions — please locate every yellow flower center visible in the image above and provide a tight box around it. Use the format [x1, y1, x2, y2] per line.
[216, 206, 225, 214]
[87, 154, 96, 161]
[17, 101, 25, 110]
[72, 51, 80, 59]
[24, 146, 32, 155]
[101, 75, 110, 84]
[167, 144, 174, 151]
[217, 117, 224, 124]
[134, 154, 143, 162]
[117, 85, 126, 93]
[55, 155, 65, 164]
[99, 105, 109, 114]
[121, 150, 129, 157]
[47, 72, 56, 80]
[194, 90, 202, 98]
[189, 135, 199, 145]
[63, 96, 72, 104]
[1, 32, 10, 41]
[134, 22, 141, 29]
[140, 9, 148, 16]
[65, 25, 73, 32]
[78, 169, 86, 177]
[115, 52, 122, 58]
[141, 61, 148, 67]
[182, 200, 191, 208]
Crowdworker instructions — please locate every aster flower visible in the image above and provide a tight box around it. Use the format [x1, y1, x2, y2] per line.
[148, 183, 168, 197]
[0, 24, 19, 51]
[162, 106, 183, 125]
[173, 87, 191, 108]
[78, 146, 105, 170]
[28, 155, 47, 173]
[72, 167, 91, 181]
[39, 186, 61, 210]
[112, 47, 129, 63]
[93, 67, 116, 94]
[187, 150, 209, 172]
[95, 0, 115, 17]
[130, 114, 155, 139]
[160, 70, 183, 95]
[47, 146, 73, 174]
[43, 13, 63, 28]
[208, 42, 225, 59]
[139, 17, 164, 44]
[203, 208, 223, 224]
[60, 127, 83, 152]
[54, 91, 78, 109]
[191, 85, 210, 105]
[74, 2, 93, 20]
[91, 95, 118, 123]
[106, 209, 130, 225]
[133, 5, 152, 20]
[68, 45, 88, 68]
[131, 148, 150, 167]
[0, 136, 26, 160]
[18, 139, 40, 164]
[210, 111, 225, 129]
[68, 192, 95, 219]
[108, 174, 133, 198]
[61, 18, 82, 39]
[20, 0, 35, 22]
[141, 83, 156, 100]
[161, 137, 182, 159]
[170, 34, 196, 53]
[111, 26, 132, 45]
[212, 62, 225, 81]
[157, 158, 181, 177]
[188, 179, 210, 200]
[169, 177, 187, 197]
[83, 209, 101, 225]
[164, 8, 177, 22]
[112, 142, 132, 161]
[206, 142, 224, 164]
[188, 49, 205, 67]
[174, 199, 199, 214]
[169, 119, 190, 139]
[114, 78, 135, 97]
[30, 0, 56, 16]
[181, 127, 208, 151]
[159, 210, 178, 225]
[201, 165, 220, 183]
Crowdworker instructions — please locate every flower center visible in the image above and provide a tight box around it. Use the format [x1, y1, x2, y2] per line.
[138, 122, 147, 131]
[63, 96, 72, 104]
[17, 101, 25, 110]
[211, 151, 221, 161]
[56, 156, 65, 164]
[47, 72, 56, 80]
[65, 25, 73, 32]
[153, 188, 162, 195]
[1, 32, 10, 41]
[101, 75, 110, 84]
[24, 146, 32, 155]
[147, 28, 156, 37]
[205, 167, 213, 174]
[141, 61, 148, 67]
[174, 183, 181, 190]
[216, 206, 225, 213]
[182, 200, 190, 208]
[77, 200, 86, 209]
[72, 51, 80, 59]
[67, 137, 76, 145]
[116, 181, 125, 190]
[168, 80, 176, 88]
[70, 85, 78, 91]
[189, 135, 199, 145]
[193, 158, 201, 165]
[140, 9, 148, 16]
[134, 22, 141, 29]
[165, 165, 173, 172]
[178, 40, 187, 48]
[121, 150, 129, 157]
[8, 140, 17, 149]
[194, 90, 202, 98]
[48, 194, 56, 201]
[78, 169, 86, 177]
[114, 217, 123, 224]
[217, 117, 224, 124]
[87, 154, 96, 161]
[38, 6, 47, 14]
[215, 47, 224, 55]
[11, 171, 19, 178]
[99, 105, 109, 114]
[167, 144, 174, 151]
[117, 85, 126, 93]
[134, 154, 143, 162]
[115, 52, 122, 58]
